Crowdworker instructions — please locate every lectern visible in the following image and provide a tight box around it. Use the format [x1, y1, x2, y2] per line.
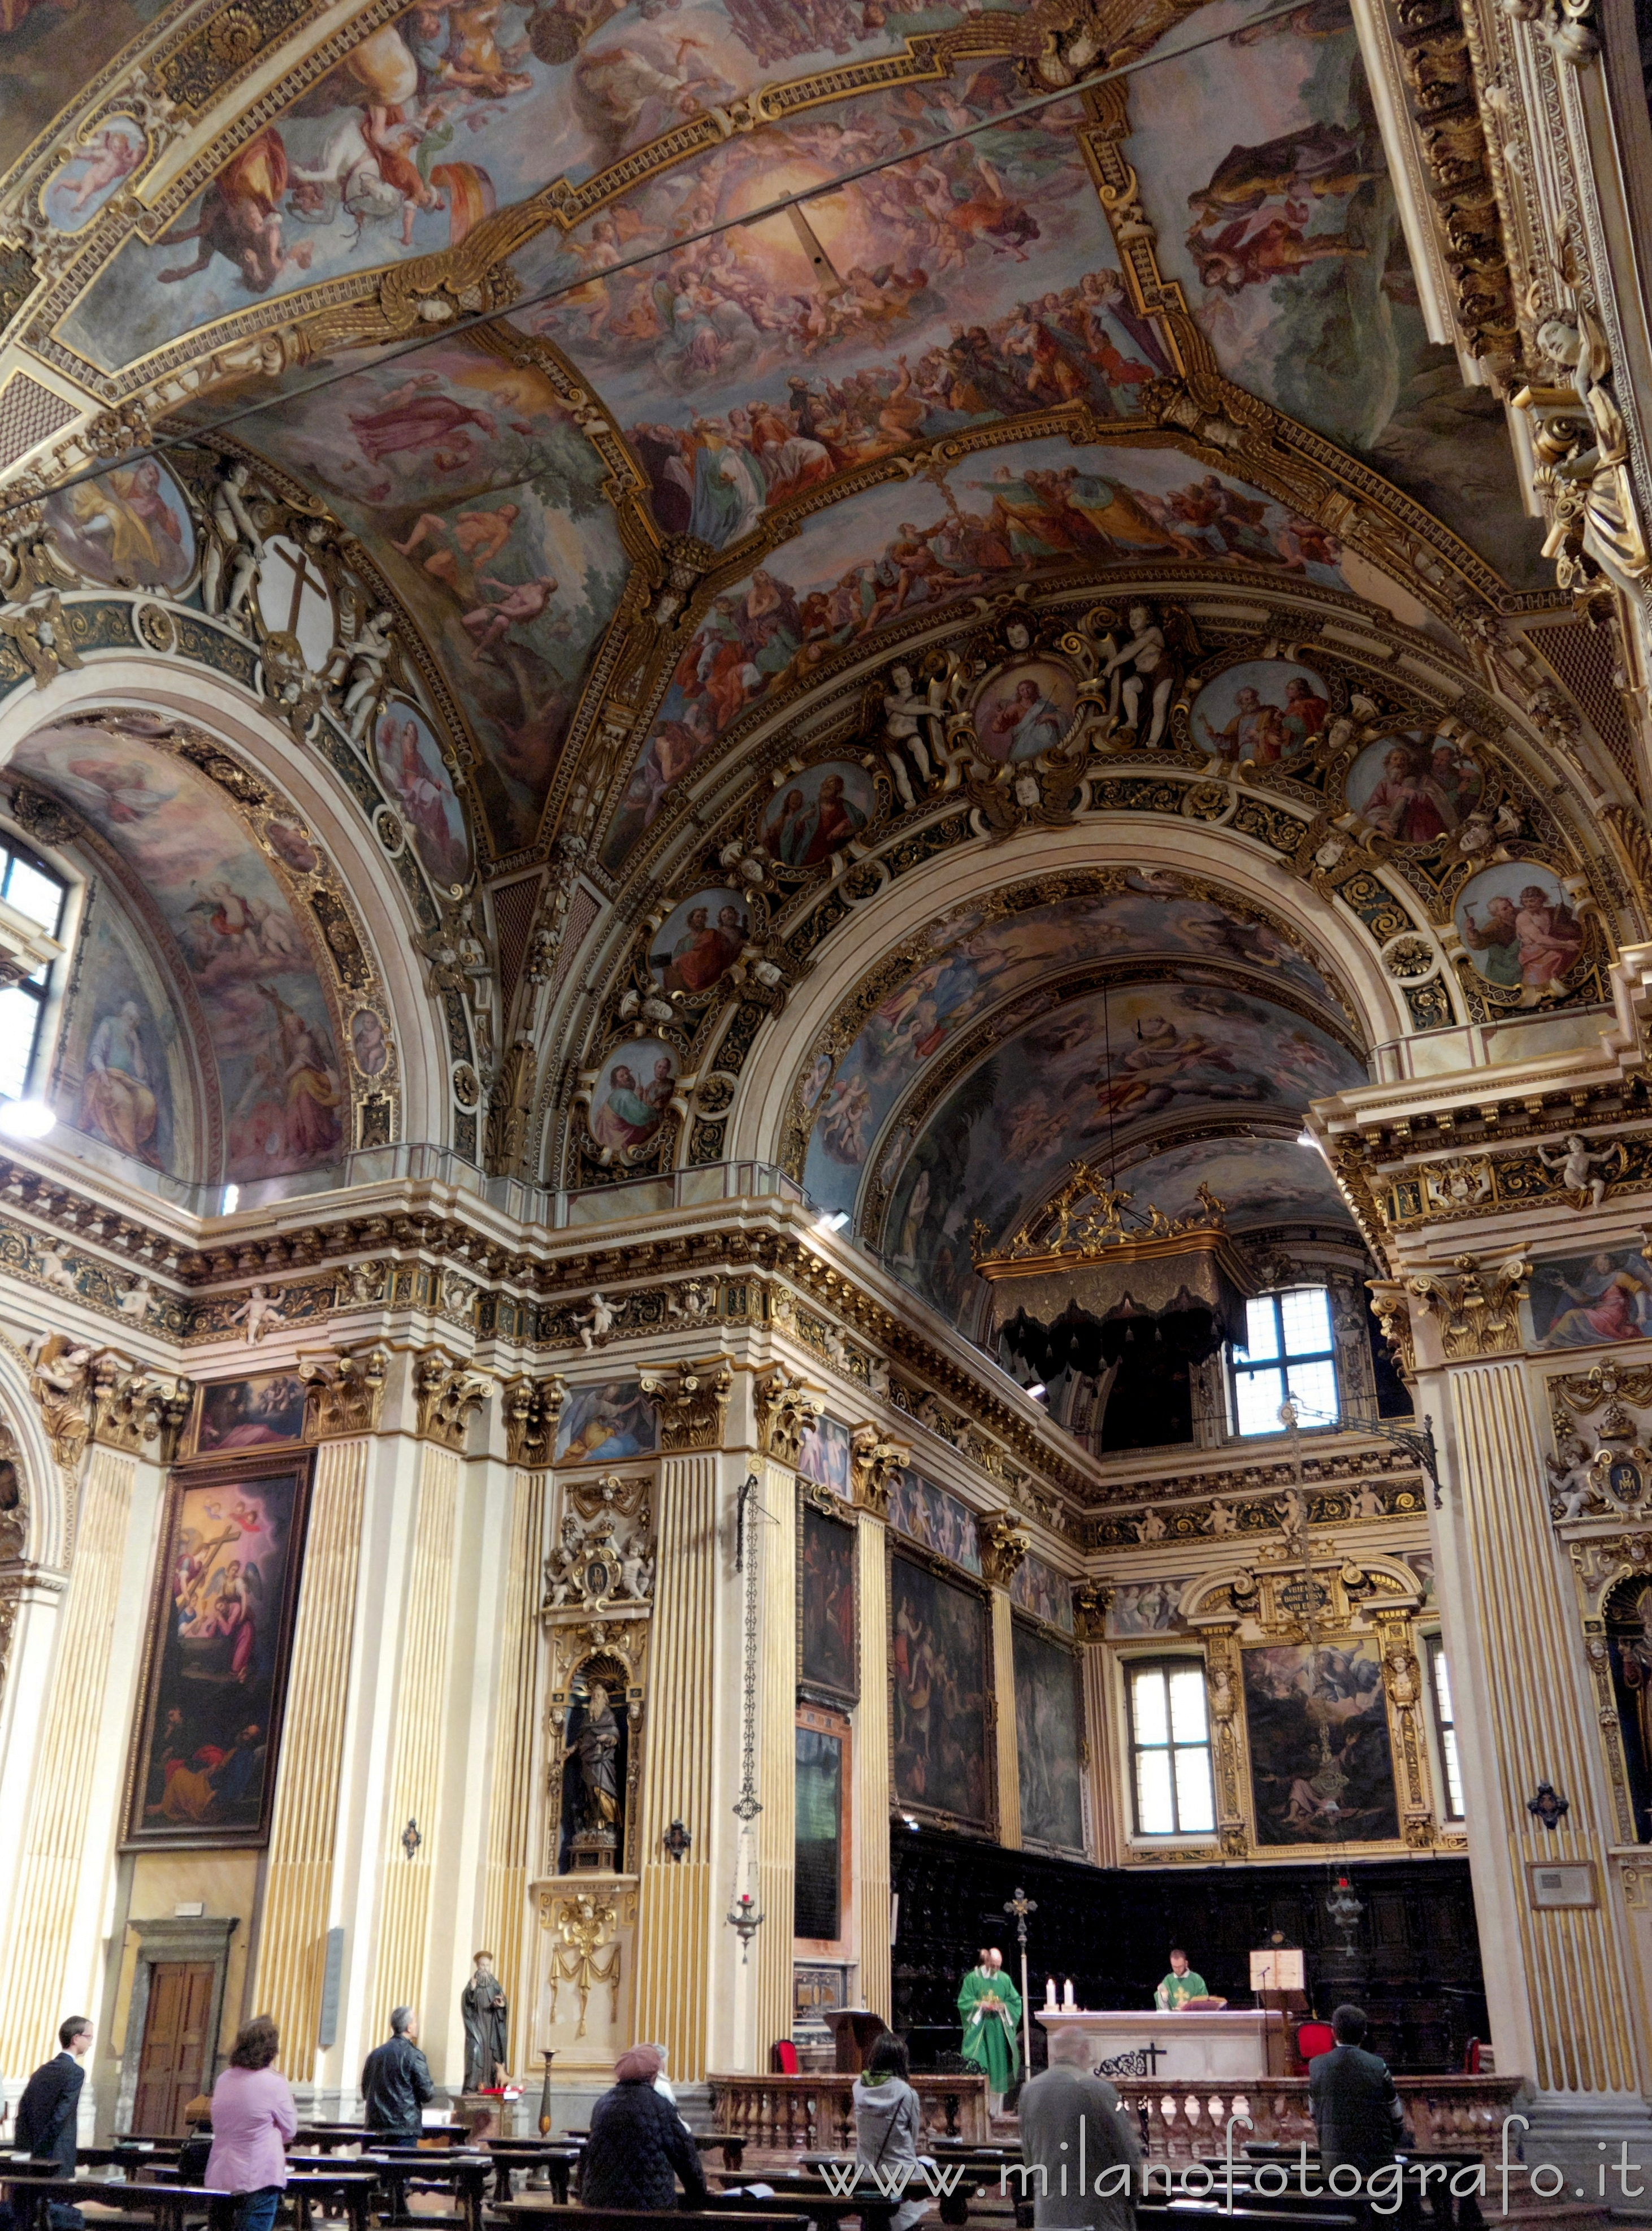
[829, 2008, 888, 2072]
[1250, 1947, 1310, 2072]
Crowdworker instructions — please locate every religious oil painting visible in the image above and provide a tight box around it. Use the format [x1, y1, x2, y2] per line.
[227, 340, 627, 849]
[265, 818, 321, 876]
[1106, 1577, 1191, 1637]
[44, 116, 147, 231]
[1009, 1551, 1073, 1632]
[601, 434, 1350, 869]
[588, 1041, 677, 1156]
[44, 457, 196, 593]
[801, 879, 1350, 1227]
[760, 763, 877, 868]
[1346, 731, 1485, 845]
[1013, 1619, 1085, 1853]
[1190, 660, 1330, 765]
[1529, 1244, 1652, 1349]
[888, 1470, 981, 1574]
[126, 1457, 311, 1847]
[799, 1500, 858, 1703]
[195, 1374, 308, 1456]
[972, 661, 1078, 763]
[555, 1381, 660, 1466]
[372, 704, 471, 890]
[1454, 863, 1583, 993]
[1606, 1579, 1652, 1844]
[12, 724, 344, 1197]
[649, 889, 751, 996]
[1242, 1639, 1399, 1846]
[0, 5, 167, 181]
[351, 1010, 390, 1077]
[891, 1553, 991, 1829]
[51, 895, 185, 1180]
[798, 1414, 852, 1500]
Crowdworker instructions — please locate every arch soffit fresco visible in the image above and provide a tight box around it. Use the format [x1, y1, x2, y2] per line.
[0, 0, 1635, 896]
[0, 662, 437, 1171]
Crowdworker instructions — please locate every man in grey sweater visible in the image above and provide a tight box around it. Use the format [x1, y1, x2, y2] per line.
[1017, 2026, 1142, 2231]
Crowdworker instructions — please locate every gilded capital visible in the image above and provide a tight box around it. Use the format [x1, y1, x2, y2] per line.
[299, 1346, 388, 1440]
[1367, 1279, 1416, 1381]
[1408, 1252, 1531, 1361]
[978, 1508, 1030, 1590]
[1073, 1580, 1112, 1640]
[848, 1422, 908, 1519]
[503, 1372, 569, 1468]
[89, 1360, 193, 1465]
[639, 1355, 732, 1451]
[413, 1349, 492, 1450]
[753, 1364, 822, 1468]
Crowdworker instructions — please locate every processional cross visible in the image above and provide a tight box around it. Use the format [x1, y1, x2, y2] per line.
[1004, 1886, 1038, 2080]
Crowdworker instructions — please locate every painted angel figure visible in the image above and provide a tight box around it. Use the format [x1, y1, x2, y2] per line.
[231, 1284, 286, 1344]
[1540, 1133, 1617, 1210]
[330, 608, 396, 743]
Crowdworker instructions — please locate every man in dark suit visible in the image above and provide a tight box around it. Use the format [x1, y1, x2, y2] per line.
[1308, 2003, 1407, 2229]
[16, 2016, 94, 2229]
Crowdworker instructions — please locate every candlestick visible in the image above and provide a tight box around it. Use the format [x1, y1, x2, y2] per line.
[1063, 1978, 1076, 2009]
[1045, 1976, 1057, 2007]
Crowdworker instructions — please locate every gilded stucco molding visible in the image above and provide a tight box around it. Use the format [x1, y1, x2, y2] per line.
[848, 1422, 908, 1520]
[751, 1365, 822, 1471]
[411, 1348, 491, 1451]
[298, 1345, 387, 1441]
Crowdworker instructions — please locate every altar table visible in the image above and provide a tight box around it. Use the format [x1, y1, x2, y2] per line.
[1037, 2005, 1290, 2080]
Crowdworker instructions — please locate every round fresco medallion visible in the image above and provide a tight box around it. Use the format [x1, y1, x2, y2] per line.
[589, 1040, 677, 1155]
[648, 887, 752, 995]
[352, 1009, 390, 1076]
[972, 660, 1078, 762]
[265, 818, 320, 876]
[1346, 730, 1485, 844]
[44, 116, 146, 232]
[760, 760, 877, 867]
[45, 456, 196, 593]
[1454, 862, 1582, 992]
[1189, 660, 1331, 764]
[372, 702, 471, 890]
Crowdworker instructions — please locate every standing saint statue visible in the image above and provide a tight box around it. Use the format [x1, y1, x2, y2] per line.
[575, 1682, 622, 1848]
[958, 1945, 1021, 2109]
[462, 1951, 509, 2091]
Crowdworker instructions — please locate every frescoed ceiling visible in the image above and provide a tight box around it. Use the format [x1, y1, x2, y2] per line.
[0, 0, 1637, 1290]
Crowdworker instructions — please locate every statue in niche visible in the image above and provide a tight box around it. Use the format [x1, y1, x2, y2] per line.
[461, 1951, 509, 2090]
[560, 1670, 626, 1873]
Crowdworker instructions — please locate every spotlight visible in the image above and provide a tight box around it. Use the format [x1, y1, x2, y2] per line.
[0, 1098, 54, 1140]
[814, 1209, 849, 1233]
[220, 1182, 241, 1214]
[1026, 1382, 1048, 1401]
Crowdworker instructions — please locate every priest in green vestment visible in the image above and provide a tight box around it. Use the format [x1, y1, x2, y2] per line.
[959, 1947, 1022, 2106]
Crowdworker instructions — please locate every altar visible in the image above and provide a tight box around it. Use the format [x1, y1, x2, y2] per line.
[1038, 2006, 1290, 2081]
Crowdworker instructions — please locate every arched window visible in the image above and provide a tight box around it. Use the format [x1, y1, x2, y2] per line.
[0, 835, 68, 1100]
[1126, 1658, 1215, 1836]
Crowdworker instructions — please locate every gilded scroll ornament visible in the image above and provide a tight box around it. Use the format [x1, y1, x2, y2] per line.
[298, 1346, 388, 1441]
[639, 1357, 732, 1452]
[504, 1375, 569, 1470]
[978, 1509, 1030, 1591]
[752, 1365, 822, 1469]
[848, 1423, 909, 1520]
[413, 1350, 491, 1450]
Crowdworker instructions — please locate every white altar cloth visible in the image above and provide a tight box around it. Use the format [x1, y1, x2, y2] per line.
[1037, 2006, 1289, 2081]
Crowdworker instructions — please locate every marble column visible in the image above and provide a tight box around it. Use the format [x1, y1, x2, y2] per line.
[853, 1507, 892, 2020]
[482, 1466, 546, 2075]
[0, 1446, 144, 2073]
[1432, 1353, 1652, 2180]
[252, 1436, 368, 2073]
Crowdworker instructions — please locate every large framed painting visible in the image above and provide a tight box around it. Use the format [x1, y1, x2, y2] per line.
[799, 1497, 858, 1704]
[890, 1549, 993, 1831]
[1013, 1618, 1085, 1856]
[1242, 1639, 1399, 1847]
[124, 1453, 313, 1848]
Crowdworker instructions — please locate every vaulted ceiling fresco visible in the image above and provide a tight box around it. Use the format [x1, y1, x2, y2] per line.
[0, 0, 1638, 1309]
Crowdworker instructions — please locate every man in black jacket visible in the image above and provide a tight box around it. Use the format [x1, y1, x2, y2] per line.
[1308, 2003, 1407, 2229]
[582, 2046, 708, 2211]
[16, 2016, 94, 2229]
[362, 2005, 433, 2212]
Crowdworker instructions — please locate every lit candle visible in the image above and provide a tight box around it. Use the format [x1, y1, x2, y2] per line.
[1063, 1978, 1076, 2009]
[1045, 1977, 1057, 2008]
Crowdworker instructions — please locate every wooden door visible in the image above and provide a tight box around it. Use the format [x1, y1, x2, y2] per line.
[132, 1962, 215, 2135]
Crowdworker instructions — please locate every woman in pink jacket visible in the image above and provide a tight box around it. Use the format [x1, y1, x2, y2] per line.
[205, 2017, 297, 2231]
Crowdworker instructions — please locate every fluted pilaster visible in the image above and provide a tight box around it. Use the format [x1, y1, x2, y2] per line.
[483, 1466, 545, 2076]
[991, 1588, 1020, 1849]
[854, 1509, 891, 2020]
[754, 1460, 796, 2054]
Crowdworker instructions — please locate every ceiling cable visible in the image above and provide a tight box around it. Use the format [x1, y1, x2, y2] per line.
[0, 0, 1314, 521]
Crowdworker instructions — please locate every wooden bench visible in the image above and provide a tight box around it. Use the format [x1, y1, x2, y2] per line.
[1, 2175, 217, 2231]
[492, 2206, 808, 2231]
[479, 2147, 582, 2205]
